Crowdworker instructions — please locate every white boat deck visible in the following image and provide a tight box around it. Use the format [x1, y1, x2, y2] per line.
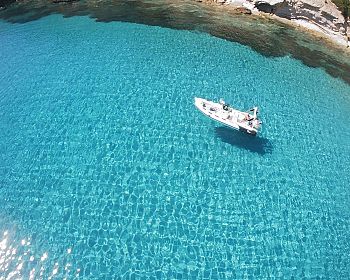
[194, 97, 261, 136]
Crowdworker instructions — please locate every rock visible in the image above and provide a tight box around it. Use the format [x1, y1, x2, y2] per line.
[52, 0, 79, 3]
[234, 6, 253, 14]
[252, 0, 347, 39]
[201, 0, 228, 4]
[0, 0, 15, 10]
[254, 2, 276, 13]
[255, 0, 284, 6]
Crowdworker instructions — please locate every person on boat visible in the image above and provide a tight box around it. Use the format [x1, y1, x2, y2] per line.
[245, 113, 254, 121]
[219, 98, 228, 110]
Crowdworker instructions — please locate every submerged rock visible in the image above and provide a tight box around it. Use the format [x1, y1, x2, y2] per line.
[52, 0, 79, 3]
[0, 0, 14, 10]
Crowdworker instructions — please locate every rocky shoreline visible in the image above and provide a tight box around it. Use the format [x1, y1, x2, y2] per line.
[0, 0, 349, 84]
[196, 0, 350, 48]
[0, 0, 349, 47]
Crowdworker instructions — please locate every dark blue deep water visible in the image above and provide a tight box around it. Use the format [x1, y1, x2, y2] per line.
[0, 14, 350, 279]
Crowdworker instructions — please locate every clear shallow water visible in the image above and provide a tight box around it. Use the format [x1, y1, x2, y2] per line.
[0, 14, 350, 279]
[1, 0, 350, 85]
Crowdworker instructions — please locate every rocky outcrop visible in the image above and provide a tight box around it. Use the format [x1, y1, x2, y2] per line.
[0, 0, 15, 10]
[261, 0, 349, 46]
[256, 0, 346, 33]
[234, 6, 253, 13]
[207, 0, 349, 46]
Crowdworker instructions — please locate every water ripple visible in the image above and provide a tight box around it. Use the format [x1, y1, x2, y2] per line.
[0, 230, 79, 279]
[214, 126, 273, 154]
[0, 0, 349, 84]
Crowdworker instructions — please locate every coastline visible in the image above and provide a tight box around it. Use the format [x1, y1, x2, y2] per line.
[265, 13, 350, 50]
[262, 13, 350, 53]
[0, 0, 349, 83]
[198, 0, 350, 50]
[0, 0, 348, 50]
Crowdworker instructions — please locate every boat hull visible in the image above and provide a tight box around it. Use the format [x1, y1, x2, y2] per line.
[194, 97, 258, 136]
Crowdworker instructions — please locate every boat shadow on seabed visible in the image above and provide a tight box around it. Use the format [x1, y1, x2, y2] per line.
[214, 126, 273, 155]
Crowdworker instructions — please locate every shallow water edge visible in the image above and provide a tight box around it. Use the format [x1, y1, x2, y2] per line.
[0, 0, 350, 85]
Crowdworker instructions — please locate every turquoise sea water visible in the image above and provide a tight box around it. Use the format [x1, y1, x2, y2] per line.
[0, 14, 350, 279]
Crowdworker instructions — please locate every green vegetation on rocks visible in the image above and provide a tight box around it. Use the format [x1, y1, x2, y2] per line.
[333, 0, 349, 18]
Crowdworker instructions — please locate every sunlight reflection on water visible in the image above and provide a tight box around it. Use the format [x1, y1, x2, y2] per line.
[0, 230, 79, 279]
